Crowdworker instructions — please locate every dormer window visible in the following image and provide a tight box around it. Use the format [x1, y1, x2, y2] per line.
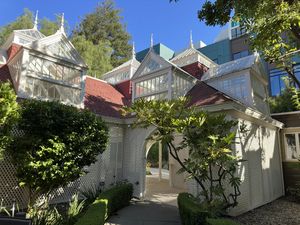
[140, 59, 163, 75]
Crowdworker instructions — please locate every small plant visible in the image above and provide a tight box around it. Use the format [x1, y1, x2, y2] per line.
[27, 198, 62, 225]
[0, 198, 11, 216]
[65, 194, 85, 225]
[80, 182, 103, 204]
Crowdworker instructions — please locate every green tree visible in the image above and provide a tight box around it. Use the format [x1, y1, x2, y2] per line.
[0, 9, 67, 45]
[0, 9, 33, 45]
[0, 82, 19, 159]
[269, 81, 300, 113]
[73, 0, 131, 68]
[171, 0, 300, 86]
[7, 100, 108, 207]
[72, 35, 112, 78]
[122, 97, 241, 212]
[39, 14, 69, 36]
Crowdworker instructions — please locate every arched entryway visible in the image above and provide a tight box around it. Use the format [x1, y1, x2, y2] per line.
[142, 135, 188, 206]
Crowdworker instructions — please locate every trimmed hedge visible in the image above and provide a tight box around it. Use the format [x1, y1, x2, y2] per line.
[74, 199, 107, 225]
[75, 183, 133, 225]
[177, 192, 209, 225]
[98, 183, 133, 217]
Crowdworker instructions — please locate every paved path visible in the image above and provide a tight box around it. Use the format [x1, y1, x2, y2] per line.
[105, 173, 186, 225]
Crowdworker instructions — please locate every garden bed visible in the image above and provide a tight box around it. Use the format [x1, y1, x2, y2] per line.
[232, 197, 300, 225]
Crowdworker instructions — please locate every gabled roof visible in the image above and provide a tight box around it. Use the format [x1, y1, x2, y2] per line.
[84, 76, 130, 118]
[102, 58, 140, 78]
[132, 49, 195, 80]
[15, 29, 45, 40]
[171, 47, 217, 68]
[186, 81, 232, 107]
[25, 32, 88, 68]
[1, 29, 45, 50]
[201, 54, 266, 81]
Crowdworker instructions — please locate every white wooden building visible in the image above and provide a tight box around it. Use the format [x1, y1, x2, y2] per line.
[0, 14, 284, 215]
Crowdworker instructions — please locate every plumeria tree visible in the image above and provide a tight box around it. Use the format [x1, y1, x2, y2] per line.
[122, 97, 242, 212]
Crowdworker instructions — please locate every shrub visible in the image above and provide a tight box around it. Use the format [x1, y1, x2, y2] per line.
[98, 183, 133, 217]
[80, 182, 104, 205]
[0, 82, 19, 159]
[7, 100, 108, 207]
[177, 193, 209, 225]
[206, 218, 240, 225]
[75, 183, 133, 225]
[74, 199, 107, 225]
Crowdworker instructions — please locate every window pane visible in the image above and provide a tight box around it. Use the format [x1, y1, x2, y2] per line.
[285, 134, 297, 160]
[270, 76, 280, 96]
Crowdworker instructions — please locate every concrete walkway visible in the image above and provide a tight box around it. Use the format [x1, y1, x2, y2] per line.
[105, 171, 186, 225]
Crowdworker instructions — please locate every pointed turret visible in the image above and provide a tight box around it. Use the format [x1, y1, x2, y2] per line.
[33, 10, 39, 30]
[58, 13, 65, 35]
[150, 33, 154, 49]
[132, 41, 136, 59]
[190, 30, 194, 49]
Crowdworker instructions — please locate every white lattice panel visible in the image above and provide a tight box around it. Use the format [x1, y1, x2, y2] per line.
[0, 158, 29, 209]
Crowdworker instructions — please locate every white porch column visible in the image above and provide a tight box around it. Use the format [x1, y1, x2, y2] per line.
[159, 141, 162, 181]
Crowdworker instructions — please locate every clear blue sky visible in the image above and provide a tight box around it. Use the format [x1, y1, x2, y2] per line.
[0, 0, 224, 52]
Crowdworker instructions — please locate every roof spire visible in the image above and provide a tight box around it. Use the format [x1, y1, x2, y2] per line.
[33, 10, 39, 30]
[190, 30, 194, 48]
[59, 13, 65, 34]
[132, 41, 136, 59]
[150, 33, 154, 49]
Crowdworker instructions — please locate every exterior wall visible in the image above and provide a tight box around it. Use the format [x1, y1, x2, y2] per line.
[122, 126, 156, 197]
[230, 36, 250, 59]
[229, 118, 284, 215]
[199, 39, 231, 64]
[169, 135, 188, 190]
[136, 44, 175, 62]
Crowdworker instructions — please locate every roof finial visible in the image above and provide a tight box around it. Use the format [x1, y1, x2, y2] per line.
[190, 30, 194, 48]
[59, 13, 65, 34]
[33, 10, 39, 30]
[132, 41, 136, 59]
[150, 33, 154, 49]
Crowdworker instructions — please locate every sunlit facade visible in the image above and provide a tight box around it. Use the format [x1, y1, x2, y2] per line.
[1, 16, 87, 107]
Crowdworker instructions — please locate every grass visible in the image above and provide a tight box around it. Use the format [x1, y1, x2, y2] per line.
[206, 218, 240, 225]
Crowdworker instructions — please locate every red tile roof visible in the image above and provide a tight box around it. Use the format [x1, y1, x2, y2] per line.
[0, 65, 12, 83]
[186, 81, 232, 107]
[181, 62, 208, 80]
[0, 44, 22, 84]
[7, 44, 22, 61]
[115, 80, 132, 101]
[84, 76, 130, 118]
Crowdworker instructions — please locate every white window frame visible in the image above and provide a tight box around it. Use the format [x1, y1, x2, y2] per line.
[283, 129, 300, 162]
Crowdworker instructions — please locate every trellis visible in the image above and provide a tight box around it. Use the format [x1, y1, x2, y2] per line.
[0, 153, 109, 209]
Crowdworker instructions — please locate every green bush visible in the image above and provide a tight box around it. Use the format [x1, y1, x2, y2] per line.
[75, 183, 133, 225]
[74, 199, 107, 225]
[98, 183, 133, 216]
[177, 193, 209, 225]
[206, 218, 240, 225]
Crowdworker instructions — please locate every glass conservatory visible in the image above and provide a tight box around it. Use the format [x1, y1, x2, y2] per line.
[132, 50, 195, 101]
[5, 25, 87, 107]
